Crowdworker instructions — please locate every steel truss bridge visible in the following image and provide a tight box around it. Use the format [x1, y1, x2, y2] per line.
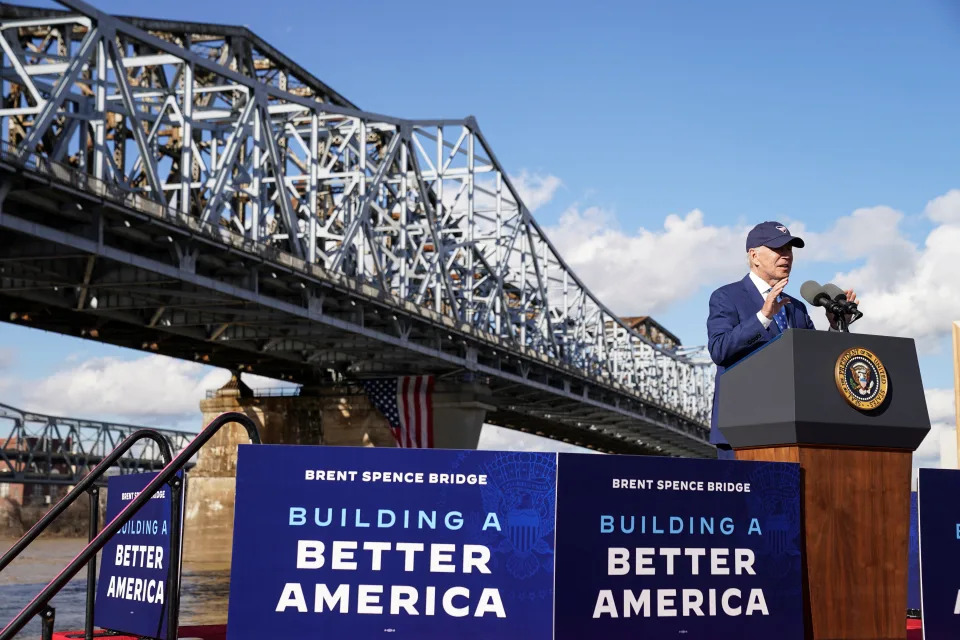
[0, 402, 191, 486]
[0, 0, 716, 457]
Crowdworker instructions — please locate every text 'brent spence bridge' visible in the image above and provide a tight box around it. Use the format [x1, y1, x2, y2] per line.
[0, 0, 714, 456]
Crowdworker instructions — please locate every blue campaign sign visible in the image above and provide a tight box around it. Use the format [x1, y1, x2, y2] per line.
[94, 471, 181, 639]
[918, 468, 960, 637]
[227, 445, 557, 640]
[909, 490, 920, 612]
[553, 454, 804, 640]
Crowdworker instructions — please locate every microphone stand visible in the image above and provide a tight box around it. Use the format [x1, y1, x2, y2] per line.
[835, 311, 849, 333]
[831, 296, 862, 333]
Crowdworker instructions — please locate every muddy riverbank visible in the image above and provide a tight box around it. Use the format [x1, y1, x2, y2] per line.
[0, 498, 90, 539]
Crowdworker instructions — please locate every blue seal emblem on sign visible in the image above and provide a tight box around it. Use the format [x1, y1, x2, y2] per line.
[481, 452, 555, 579]
[834, 347, 888, 410]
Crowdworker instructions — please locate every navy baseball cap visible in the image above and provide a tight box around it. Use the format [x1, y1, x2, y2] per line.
[745, 221, 805, 251]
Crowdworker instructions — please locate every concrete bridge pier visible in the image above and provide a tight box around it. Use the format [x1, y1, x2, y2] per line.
[429, 379, 495, 450]
[182, 375, 493, 566]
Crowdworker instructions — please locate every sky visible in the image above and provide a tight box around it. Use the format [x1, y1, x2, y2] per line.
[1, 0, 958, 470]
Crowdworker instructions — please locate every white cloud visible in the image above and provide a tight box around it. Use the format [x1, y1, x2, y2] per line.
[796, 206, 915, 263]
[829, 202, 960, 348]
[510, 171, 562, 212]
[16, 354, 286, 422]
[940, 428, 958, 470]
[478, 424, 597, 453]
[539, 188, 960, 349]
[925, 387, 955, 425]
[545, 207, 747, 315]
[913, 388, 956, 474]
[924, 189, 960, 223]
[21, 355, 207, 418]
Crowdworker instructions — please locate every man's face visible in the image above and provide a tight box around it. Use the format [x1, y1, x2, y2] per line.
[750, 244, 793, 281]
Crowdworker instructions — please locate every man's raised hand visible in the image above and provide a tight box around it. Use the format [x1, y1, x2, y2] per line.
[761, 277, 790, 319]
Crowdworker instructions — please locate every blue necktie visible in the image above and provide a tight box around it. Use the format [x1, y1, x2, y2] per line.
[765, 289, 789, 332]
[773, 294, 788, 332]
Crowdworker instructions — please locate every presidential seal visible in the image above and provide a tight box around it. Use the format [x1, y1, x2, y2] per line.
[834, 347, 888, 410]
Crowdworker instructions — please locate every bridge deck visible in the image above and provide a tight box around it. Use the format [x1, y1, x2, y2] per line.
[0, 160, 709, 456]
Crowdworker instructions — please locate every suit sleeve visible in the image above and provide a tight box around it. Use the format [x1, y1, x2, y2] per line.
[707, 287, 766, 368]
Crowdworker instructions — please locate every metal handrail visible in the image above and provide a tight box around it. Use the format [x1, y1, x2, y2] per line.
[0, 429, 173, 574]
[0, 428, 174, 640]
[0, 411, 261, 640]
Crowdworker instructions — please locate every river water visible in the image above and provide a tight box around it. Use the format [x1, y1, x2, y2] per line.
[0, 538, 230, 639]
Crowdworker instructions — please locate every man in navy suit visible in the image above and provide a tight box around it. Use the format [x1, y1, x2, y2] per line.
[706, 221, 857, 459]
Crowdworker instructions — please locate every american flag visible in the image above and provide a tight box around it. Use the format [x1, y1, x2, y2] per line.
[361, 375, 435, 448]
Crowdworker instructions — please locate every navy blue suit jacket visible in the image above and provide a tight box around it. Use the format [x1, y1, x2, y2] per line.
[707, 274, 815, 446]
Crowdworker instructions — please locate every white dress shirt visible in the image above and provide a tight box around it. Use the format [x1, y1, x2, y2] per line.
[749, 271, 777, 329]
[748, 271, 837, 330]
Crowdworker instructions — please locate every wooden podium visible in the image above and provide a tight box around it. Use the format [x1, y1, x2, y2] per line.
[717, 329, 930, 640]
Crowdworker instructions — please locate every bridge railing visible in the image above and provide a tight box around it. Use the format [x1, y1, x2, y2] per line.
[0, 402, 195, 485]
[0, 0, 715, 428]
[204, 386, 300, 399]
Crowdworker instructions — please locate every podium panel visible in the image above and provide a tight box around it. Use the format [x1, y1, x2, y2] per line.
[718, 330, 929, 450]
[719, 329, 928, 640]
[737, 445, 911, 640]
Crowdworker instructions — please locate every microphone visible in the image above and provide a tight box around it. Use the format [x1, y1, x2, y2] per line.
[822, 283, 854, 310]
[799, 280, 846, 316]
[822, 282, 863, 323]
